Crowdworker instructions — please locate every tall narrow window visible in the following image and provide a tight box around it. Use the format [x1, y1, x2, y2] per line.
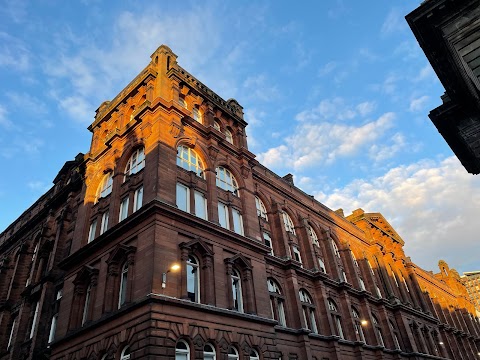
[133, 186, 143, 212]
[194, 191, 207, 220]
[29, 301, 40, 339]
[204, 343, 216, 360]
[178, 97, 187, 109]
[307, 225, 319, 246]
[124, 147, 145, 178]
[120, 346, 131, 360]
[187, 255, 200, 303]
[282, 213, 296, 234]
[263, 232, 273, 255]
[26, 242, 39, 287]
[389, 320, 401, 349]
[119, 197, 129, 222]
[250, 349, 260, 360]
[177, 145, 205, 178]
[192, 108, 202, 123]
[176, 183, 190, 212]
[255, 196, 268, 220]
[402, 275, 410, 292]
[228, 347, 239, 360]
[118, 262, 128, 308]
[299, 289, 318, 333]
[372, 315, 385, 347]
[48, 313, 58, 343]
[341, 268, 348, 283]
[292, 245, 302, 264]
[352, 307, 365, 342]
[376, 285, 382, 298]
[359, 277, 366, 291]
[317, 257, 326, 273]
[231, 269, 243, 312]
[351, 251, 359, 267]
[218, 202, 229, 229]
[7, 318, 16, 349]
[327, 299, 344, 339]
[225, 129, 234, 144]
[216, 167, 239, 195]
[100, 211, 109, 235]
[232, 208, 244, 235]
[268, 278, 286, 326]
[82, 284, 91, 325]
[332, 241, 340, 258]
[213, 120, 221, 131]
[175, 340, 190, 360]
[390, 266, 399, 287]
[367, 259, 375, 275]
[97, 172, 113, 201]
[88, 219, 97, 243]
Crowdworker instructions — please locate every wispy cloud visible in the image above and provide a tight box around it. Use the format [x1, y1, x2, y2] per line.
[381, 8, 407, 36]
[318, 61, 337, 77]
[409, 95, 430, 112]
[0, 105, 13, 129]
[0, 32, 30, 71]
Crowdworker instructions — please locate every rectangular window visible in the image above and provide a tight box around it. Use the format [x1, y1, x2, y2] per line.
[335, 316, 344, 339]
[194, 191, 207, 220]
[232, 208, 244, 235]
[7, 318, 15, 349]
[100, 211, 109, 235]
[176, 183, 190, 212]
[48, 314, 58, 343]
[119, 197, 129, 221]
[218, 202, 229, 229]
[133, 186, 143, 212]
[292, 246, 302, 264]
[263, 232, 273, 255]
[88, 219, 97, 243]
[29, 302, 39, 339]
[278, 300, 286, 326]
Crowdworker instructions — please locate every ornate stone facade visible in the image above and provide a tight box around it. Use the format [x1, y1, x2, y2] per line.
[0, 45, 479, 360]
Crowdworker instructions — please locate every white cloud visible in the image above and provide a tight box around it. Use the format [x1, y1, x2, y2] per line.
[318, 61, 337, 77]
[58, 95, 94, 124]
[315, 156, 480, 272]
[6, 92, 48, 115]
[0, 105, 13, 129]
[356, 101, 376, 116]
[369, 132, 407, 163]
[0, 32, 30, 71]
[242, 74, 281, 102]
[409, 95, 430, 112]
[414, 64, 436, 82]
[381, 8, 407, 36]
[257, 112, 395, 170]
[295, 97, 361, 122]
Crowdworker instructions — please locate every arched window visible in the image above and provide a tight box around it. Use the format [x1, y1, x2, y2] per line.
[225, 128, 233, 144]
[359, 277, 366, 291]
[187, 255, 200, 303]
[317, 257, 326, 273]
[124, 147, 145, 178]
[372, 315, 385, 347]
[118, 262, 128, 308]
[97, 172, 113, 200]
[367, 259, 375, 275]
[177, 145, 205, 178]
[299, 289, 318, 333]
[192, 108, 202, 123]
[120, 346, 131, 360]
[389, 319, 401, 349]
[204, 343, 216, 360]
[282, 212, 296, 234]
[307, 225, 319, 246]
[213, 120, 221, 131]
[268, 278, 286, 326]
[82, 284, 92, 325]
[327, 299, 344, 339]
[175, 340, 190, 360]
[331, 240, 340, 258]
[351, 251, 359, 267]
[228, 347, 239, 360]
[255, 196, 268, 220]
[250, 349, 260, 360]
[231, 269, 243, 312]
[216, 167, 239, 196]
[179, 97, 187, 109]
[352, 307, 365, 342]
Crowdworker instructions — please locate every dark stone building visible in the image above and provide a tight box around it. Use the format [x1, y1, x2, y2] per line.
[0, 45, 479, 360]
[407, 0, 480, 174]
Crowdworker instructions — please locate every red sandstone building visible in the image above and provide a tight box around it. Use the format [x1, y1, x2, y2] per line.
[0, 45, 479, 360]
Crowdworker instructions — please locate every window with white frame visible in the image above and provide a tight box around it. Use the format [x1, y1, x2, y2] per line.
[292, 245, 302, 264]
[231, 269, 243, 312]
[351, 251, 359, 267]
[402, 275, 410, 292]
[307, 224, 319, 246]
[250, 349, 260, 360]
[282, 212, 296, 234]
[225, 128, 233, 144]
[228, 347, 239, 360]
[376, 285, 382, 298]
[332, 240, 340, 257]
[29, 301, 40, 339]
[119, 197, 129, 222]
[372, 315, 385, 347]
[317, 257, 326, 273]
[124, 147, 145, 178]
[327, 299, 344, 339]
[176, 183, 190, 212]
[218, 202, 229, 229]
[120, 346, 131, 360]
[175, 340, 190, 360]
[88, 220, 97, 243]
[213, 120, 221, 131]
[7, 317, 16, 349]
[352, 307, 365, 342]
[263, 232, 273, 255]
[359, 277, 366, 291]
[178, 97, 187, 109]
[255, 196, 268, 220]
[194, 191, 207, 220]
[97, 172, 113, 201]
[133, 186, 143, 212]
[389, 319, 401, 349]
[100, 211, 109, 235]
[390, 266, 399, 287]
[192, 107, 202, 123]
[48, 289, 62, 343]
[177, 145, 205, 178]
[367, 259, 375, 275]
[118, 262, 128, 308]
[216, 167, 239, 196]
[299, 289, 318, 333]
[267, 278, 287, 326]
[341, 269, 348, 283]
[204, 343, 216, 360]
[232, 208, 244, 235]
[187, 255, 200, 303]
[82, 284, 91, 325]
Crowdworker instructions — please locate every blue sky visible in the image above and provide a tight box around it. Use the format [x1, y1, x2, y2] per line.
[1, 0, 479, 273]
